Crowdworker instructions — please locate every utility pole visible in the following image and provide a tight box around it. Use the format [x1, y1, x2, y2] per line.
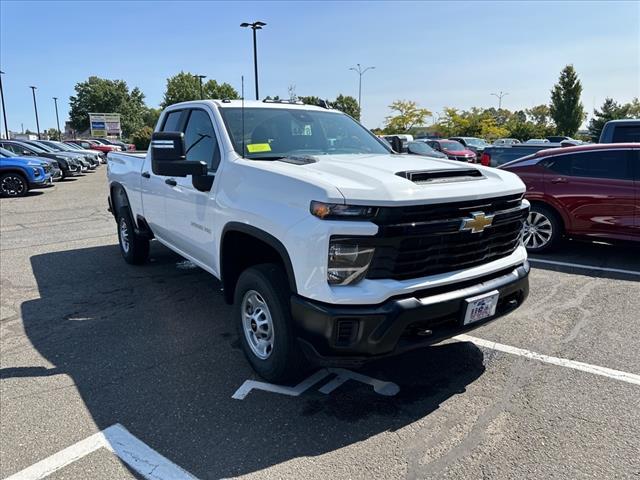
[349, 63, 375, 118]
[240, 21, 266, 100]
[196, 74, 206, 99]
[30, 86, 41, 139]
[491, 91, 509, 109]
[0, 71, 8, 139]
[53, 97, 62, 140]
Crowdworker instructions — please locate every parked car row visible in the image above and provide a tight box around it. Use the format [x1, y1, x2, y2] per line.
[0, 139, 104, 197]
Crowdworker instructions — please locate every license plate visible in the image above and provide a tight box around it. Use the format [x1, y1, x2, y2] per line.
[463, 290, 499, 325]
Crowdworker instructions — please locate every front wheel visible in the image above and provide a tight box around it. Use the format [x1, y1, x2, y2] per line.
[523, 204, 562, 253]
[234, 263, 309, 383]
[0, 173, 28, 197]
[117, 207, 150, 264]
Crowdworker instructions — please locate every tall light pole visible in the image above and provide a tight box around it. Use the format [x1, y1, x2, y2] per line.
[240, 21, 266, 100]
[30, 86, 41, 139]
[53, 97, 61, 140]
[349, 63, 375, 117]
[0, 71, 8, 139]
[491, 91, 509, 109]
[195, 74, 206, 99]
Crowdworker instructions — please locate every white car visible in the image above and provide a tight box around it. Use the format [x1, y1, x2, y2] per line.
[108, 100, 530, 382]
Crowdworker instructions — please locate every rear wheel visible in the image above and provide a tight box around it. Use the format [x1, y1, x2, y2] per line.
[0, 173, 28, 197]
[234, 263, 309, 383]
[117, 206, 149, 264]
[524, 204, 562, 253]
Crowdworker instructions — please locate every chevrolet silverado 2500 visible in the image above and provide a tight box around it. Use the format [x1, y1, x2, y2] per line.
[107, 100, 530, 382]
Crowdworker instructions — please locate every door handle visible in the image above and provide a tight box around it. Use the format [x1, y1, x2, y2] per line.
[551, 177, 568, 184]
[141, 171, 150, 178]
[165, 178, 177, 186]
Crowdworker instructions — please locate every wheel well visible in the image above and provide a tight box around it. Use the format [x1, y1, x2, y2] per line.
[528, 200, 565, 232]
[110, 183, 130, 216]
[0, 169, 28, 181]
[220, 229, 296, 304]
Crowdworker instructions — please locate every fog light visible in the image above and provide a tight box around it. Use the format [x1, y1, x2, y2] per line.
[328, 242, 375, 285]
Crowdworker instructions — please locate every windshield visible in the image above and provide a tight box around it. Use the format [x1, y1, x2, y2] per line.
[440, 141, 465, 151]
[408, 142, 437, 155]
[40, 141, 65, 151]
[29, 142, 54, 152]
[0, 147, 17, 157]
[464, 138, 486, 147]
[219, 107, 390, 158]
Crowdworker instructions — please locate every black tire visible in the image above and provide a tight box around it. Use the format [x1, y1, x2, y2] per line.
[116, 206, 150, 264]
[234, 263, 309, 383]
[0, 172, 28, 197]
[524, 204, 562, 253]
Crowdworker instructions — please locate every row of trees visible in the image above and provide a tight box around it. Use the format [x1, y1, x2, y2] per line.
[380, 65, 638, 141]
[67, 72, 361, 148]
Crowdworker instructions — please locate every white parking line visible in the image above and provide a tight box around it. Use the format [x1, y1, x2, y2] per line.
[529, 258, 640, 277]
[5, 423, 198, 480]
[455, 334, 640, 387]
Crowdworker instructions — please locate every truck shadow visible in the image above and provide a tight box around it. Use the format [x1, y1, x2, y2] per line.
[19, 243, 486, 478]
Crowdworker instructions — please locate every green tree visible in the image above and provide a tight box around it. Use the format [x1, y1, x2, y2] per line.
[45, 127, 61, 140]
[69, 76, 147, 137]
[299, 95, 322, 106]
[161, 71, 239, 107]
[587, 98, 627, 142]
[384, 100, 431, 133]
[143, 107, 162, 129]
[331, 94, 360, 120]
[131, 126, 153, 150]
[550, 65, 585, 136]
[624, 97, 640, 117]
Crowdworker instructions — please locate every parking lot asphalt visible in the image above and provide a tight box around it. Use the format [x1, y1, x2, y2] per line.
[1, 169, 639, 479]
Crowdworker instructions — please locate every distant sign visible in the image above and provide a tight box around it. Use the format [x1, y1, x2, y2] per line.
[89, 113, 121, 137]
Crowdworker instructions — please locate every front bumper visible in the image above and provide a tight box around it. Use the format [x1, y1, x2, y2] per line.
[291, 262, 529, 367]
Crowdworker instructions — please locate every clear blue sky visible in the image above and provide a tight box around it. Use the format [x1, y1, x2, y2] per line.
[1, 0, 638, 132]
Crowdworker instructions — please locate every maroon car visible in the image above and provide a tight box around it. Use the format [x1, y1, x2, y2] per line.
[426, 139, 477, 163]
[500, 143, 639, 252]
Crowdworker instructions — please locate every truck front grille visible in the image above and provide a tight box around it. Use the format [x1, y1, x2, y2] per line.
[363, 194, 527, 281]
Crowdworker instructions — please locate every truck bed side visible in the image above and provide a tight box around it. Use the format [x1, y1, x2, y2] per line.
[107, 151, 147, 219]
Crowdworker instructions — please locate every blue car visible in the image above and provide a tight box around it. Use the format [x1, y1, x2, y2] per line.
[0, 153, 53, 197]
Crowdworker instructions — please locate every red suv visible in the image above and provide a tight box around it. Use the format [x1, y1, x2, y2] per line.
[500, 143, 639, 252]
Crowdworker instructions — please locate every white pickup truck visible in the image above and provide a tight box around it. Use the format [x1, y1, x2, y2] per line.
[107, 99, 530, 382]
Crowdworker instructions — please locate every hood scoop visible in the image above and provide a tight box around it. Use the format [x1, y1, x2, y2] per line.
[397, 168, 484, 185]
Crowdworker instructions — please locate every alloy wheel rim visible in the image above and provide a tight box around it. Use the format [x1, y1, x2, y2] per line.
[1, 175, 25, 196]
[524, 212, 553, 249]
[241, 290, 274, 360]
[119, 217, 130, 253]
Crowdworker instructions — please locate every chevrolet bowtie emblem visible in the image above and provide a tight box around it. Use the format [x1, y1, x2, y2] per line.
[460, 211, 494, 233]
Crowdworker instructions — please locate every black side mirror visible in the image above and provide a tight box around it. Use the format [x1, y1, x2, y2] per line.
[151, 131, 207, 177]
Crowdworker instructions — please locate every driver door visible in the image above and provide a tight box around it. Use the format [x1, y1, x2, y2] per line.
[163, 108, 221, 270]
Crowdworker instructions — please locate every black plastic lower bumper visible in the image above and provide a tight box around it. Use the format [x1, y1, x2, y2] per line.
[291, 263, 529, 367]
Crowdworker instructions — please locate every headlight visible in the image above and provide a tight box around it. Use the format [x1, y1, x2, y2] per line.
[327, 240, 375, 285]
[31, 167, 41, 176]
[310, 201, 377, 220]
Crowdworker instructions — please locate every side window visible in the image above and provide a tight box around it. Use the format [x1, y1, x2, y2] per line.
[544, 155, 573, 175]
[183, 109, 220, 171]
[162, 111, 183, 132]
[570, 151, 630, 180]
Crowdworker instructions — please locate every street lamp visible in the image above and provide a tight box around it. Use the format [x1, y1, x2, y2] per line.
[349, 63, 375, 117]
[491, 91, 509, 109]
[240, 21, 266, 100]
[0, 71, 8, 139]
[29, 86, 41, 139]
[195, 74, 206, 99]
[53, 97, 61, 140]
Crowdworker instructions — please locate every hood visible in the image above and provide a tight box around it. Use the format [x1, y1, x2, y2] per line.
[443, 148, 475, 156]
[268, 153, 525, 206]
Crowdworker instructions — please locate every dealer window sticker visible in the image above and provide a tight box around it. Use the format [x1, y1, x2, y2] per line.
[246, 143, 271, 153]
